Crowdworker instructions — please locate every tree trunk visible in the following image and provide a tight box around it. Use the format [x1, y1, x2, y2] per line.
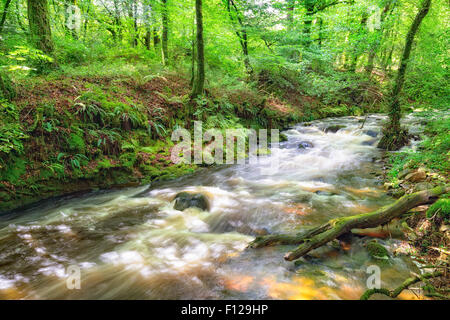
[365, 1, 394, 75]
[0, 0, 12, 34]
[27, 0, 54, 54]
[191, 0, 205, 98]
[225, 0, 253, 75]
[378, 0, 432, 151]
[249, 186, 447, 261]
[161, 0, 169, 65]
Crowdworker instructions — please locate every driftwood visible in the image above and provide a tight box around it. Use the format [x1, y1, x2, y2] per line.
[249, 186, 448, 261]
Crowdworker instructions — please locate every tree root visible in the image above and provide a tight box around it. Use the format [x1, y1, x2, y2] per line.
[360, 271, 444, 300]
[249, 186, 448, 261]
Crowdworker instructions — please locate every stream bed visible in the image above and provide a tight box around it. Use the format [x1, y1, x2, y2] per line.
[0, 114, 430, 299]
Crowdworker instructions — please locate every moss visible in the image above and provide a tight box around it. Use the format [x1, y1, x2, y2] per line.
[367, 240, 390, 260]
[426, 198, 449, 220]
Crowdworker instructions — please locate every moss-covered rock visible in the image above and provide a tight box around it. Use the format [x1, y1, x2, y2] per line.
[366, 240, 390, 260]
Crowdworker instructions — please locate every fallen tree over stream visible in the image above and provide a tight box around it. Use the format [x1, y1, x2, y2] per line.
[249, 186, 449, 261]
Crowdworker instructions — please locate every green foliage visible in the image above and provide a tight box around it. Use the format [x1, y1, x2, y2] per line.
[426, 197, 450, 221]
[388, 117, 450, 180]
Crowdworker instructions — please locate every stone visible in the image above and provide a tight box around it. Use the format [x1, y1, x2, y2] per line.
[364, 130, 378, 138]
[298, 141, 314, 149]
[173, 192, 210, 211]
[413, 182, 434, 192]
[279, 133, 288, 142]
[366, 240, 390, 260]
[325, 125, 346, 133]
[405, 168, 427, 182]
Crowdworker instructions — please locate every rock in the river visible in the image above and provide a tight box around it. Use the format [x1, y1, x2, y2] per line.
[173, 192, 210, 211]
[279, 133, 288, 142]
[325, 125, 346, 133]
[298, 141, 314, 149]
[364, 130, 379, 138]
[362, 139, 377, 146]
[366, 240, 390, 260]
[405, 168, 427, 182]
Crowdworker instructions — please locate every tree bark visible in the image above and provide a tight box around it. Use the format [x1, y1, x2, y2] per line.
[190, 0, 205, 98]
[378, 0, 432, 150]
[225, 0, 252, 75]
[27, 0, 54, 54]
[249, 186, 448, 261]
[161, 0, 169, 65]
[0, 0, 12, 34]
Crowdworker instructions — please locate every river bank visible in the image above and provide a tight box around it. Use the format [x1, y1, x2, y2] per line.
[0, 70, 381, 213]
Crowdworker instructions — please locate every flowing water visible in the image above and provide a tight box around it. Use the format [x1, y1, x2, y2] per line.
[0, 114, 431, 300]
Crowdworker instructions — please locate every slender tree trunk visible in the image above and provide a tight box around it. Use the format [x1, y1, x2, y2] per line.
[365, 1, 394, 75]
[191, 0, 205, 98]
[287, 0, 295, 27]
[378, 0, 432, 150]
[225, 0, 252, 75]
[161, 0, 169, 65]
[0, 0, 12, 34]
[27, 0, 54, 54]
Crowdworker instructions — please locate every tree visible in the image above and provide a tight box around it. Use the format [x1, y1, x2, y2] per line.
[27, 0, 54, 54]
[161, 0, 169, 65]
[224, 0, 252, 75]
[0, 0, 12, 34]
[378, 0, 432, 151]
[190, 0, 205, 98]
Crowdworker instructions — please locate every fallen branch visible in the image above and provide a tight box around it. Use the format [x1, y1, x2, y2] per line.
[249, 186, 448, 261]
[360, 271, 444, 300]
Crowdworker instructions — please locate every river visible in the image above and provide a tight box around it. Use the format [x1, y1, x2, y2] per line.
[0, 114, 429, 299]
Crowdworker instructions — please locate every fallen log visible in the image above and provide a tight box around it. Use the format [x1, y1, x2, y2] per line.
[249, 186, 448, 261]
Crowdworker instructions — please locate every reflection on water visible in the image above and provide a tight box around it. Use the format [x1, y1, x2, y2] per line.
[0, 114, 432, 299]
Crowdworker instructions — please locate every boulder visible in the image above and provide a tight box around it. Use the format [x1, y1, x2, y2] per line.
[366, 240, 390, 260]
[405, 168, 427, 182]
[364, 130, 379, 138]
[173, 192, 210, 211]
[298, 141, 314, 149]
[325, 125, 346, 133]
[362, 139, 377, 146]
[279, 133, 288, 142]
[413, 182, 434, 192]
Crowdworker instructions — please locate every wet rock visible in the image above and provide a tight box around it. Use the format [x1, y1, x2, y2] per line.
[366, 240, 390, 260]
[387, 188, 405, 199]
[398, 168, 413, 180]
[325, 125, 346, 133]
[173, 192, 210, 211]
[279, 133, 288, 142]
[413, 182, 434, 192]
[364, 130, 378, 138]
[362, 139, 377, 146]
[298, 141, 314, 149]
[405, 168, 427, 182]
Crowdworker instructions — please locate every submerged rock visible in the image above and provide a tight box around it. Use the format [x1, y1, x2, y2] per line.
[173, 192, 210, 211]
[325, 125, 346, 133]
[298, 141, 314, 149]
[364, 130, 379, 138]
